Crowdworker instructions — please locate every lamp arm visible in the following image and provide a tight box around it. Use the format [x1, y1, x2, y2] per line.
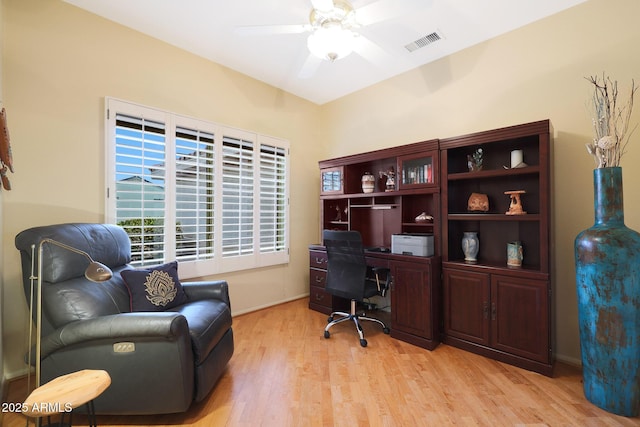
[35, 241, 44, 388]
[31, 238, 112, 390]
[39, 238, 94, 263]
[26, 244, 36, 392]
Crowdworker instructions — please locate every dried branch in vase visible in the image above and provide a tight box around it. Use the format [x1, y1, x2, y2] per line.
[585, 73, 638, 168]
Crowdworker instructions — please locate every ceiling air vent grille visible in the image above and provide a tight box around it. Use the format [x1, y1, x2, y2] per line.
[405, 31, 443, 53]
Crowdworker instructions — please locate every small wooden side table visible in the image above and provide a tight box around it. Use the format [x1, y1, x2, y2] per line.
[22, 369, 111, 427]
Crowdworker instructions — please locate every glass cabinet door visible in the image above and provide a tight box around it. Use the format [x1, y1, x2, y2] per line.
[320, 167, 343, 194]
[398, 151, 438, 189]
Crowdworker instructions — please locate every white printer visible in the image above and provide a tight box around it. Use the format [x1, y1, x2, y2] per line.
[391, 233, 434, 257]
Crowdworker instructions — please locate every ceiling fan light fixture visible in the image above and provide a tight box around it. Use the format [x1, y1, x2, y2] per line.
[307, 25, 356, 62]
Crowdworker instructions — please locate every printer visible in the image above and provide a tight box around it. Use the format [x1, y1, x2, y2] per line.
[391, 233, 434, 257]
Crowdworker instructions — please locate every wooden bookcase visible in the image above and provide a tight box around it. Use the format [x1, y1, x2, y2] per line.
[312, 139, 442, 350]
[318, 139, 440, 250]
[310, 120, 554, 374]
[439, 120, 553, 376]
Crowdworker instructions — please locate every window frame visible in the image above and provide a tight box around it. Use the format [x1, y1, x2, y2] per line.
[105, 97, 290, 278]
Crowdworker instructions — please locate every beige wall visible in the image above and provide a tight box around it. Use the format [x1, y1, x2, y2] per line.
[323, 0, 640, 365]
[2, 0, 639, 379]
[1, 0, 323, 378]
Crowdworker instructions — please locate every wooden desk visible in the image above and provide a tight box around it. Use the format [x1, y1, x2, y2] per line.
[23, 369, 111, 426]
[309, 245, 441, 350]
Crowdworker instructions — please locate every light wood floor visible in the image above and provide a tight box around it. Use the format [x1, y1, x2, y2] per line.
[3, 297, 639, 427]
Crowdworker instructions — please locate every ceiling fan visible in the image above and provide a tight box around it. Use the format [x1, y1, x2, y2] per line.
[235, 0, 418, 77]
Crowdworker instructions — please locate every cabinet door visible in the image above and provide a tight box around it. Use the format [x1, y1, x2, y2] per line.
[391, 260, 433, 339]
[320, 167, 343, 194]
[491, 275, 550, 363]
[443, 268, 490, 346]
[398, 151, 438, 189]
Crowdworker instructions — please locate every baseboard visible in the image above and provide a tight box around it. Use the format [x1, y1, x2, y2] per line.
[232, 293, 309, 317]
[555, 353, 582, 367]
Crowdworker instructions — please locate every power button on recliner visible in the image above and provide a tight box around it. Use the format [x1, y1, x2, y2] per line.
[113, 342, 135, 353]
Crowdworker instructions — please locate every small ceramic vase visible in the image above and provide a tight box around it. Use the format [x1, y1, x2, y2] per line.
[361, 172, 375, 193]
[462, 231, 479, 263]
[507, 241, 523, 267]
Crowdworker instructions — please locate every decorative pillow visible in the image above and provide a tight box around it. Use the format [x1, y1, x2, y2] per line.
[121, 261, 187, 312]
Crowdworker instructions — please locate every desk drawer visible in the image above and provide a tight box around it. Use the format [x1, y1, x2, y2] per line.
[310, 268, 326, 288]
[309, 250, 328, 269]
[310, 284, 332, 309]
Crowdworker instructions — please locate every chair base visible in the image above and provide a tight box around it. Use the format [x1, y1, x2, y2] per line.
[323, 299, 390, 347]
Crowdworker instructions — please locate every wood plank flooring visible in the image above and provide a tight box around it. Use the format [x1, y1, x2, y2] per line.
[3, 297, 639, 426]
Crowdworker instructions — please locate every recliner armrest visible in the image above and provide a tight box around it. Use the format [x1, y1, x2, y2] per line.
[182, 280, 231, 308]
[34, 312, 190, 361]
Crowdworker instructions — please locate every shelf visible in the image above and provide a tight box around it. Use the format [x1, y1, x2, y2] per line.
[321, 188, 438, 200]
[448, 213, 540, 221]
[351, 204, 399, 209]
[443, 260, 548, 279]
[447, 165, 540, 180]
[402, 222, 434, 227]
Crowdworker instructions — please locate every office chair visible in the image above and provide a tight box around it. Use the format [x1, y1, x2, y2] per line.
[322, 230, 391, 347]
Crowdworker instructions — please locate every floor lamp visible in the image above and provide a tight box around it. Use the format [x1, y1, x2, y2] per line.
[28, 238, 113, 390]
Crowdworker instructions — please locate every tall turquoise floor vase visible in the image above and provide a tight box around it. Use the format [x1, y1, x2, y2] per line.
[574, 166, 640, 417]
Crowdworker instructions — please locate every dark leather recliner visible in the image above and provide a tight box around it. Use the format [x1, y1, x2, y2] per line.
[15, 223, 234, 415]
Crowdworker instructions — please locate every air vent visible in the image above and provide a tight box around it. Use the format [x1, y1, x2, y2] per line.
[405, 31, 443, 53]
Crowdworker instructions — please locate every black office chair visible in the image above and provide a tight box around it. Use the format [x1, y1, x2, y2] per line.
[322, 230, 391, 347]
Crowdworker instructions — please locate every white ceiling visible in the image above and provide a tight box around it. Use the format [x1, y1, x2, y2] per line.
[63, 0, 586, 105]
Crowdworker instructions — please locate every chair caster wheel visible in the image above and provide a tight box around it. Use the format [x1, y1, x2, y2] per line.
[324, 330, 330, 339]
[383, 327, 390, 334]
[360, 339, 367, 347]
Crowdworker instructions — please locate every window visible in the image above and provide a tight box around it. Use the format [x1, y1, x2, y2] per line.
[106, 98, 289, 277]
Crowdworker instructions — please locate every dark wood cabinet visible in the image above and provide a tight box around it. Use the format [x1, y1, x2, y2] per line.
[308, 248, 349, 315]
[443, 267, 551, 373]
[311, 139, 441, 350]
[397, 151, 438, 190]
[320, 166, 344, 195]
[390, 256, 440, 350]
[308, 245, 441, 350]
[318, 139, 440, 249]
[491, 274, 549, 364]
[440, 120, 553, 376]
[443, 268, 490, 346]
[310, 120, 553, 374]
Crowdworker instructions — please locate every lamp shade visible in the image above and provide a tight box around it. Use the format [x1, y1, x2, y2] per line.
[85, 261, 113, 282]
[307, 25, 356, 61]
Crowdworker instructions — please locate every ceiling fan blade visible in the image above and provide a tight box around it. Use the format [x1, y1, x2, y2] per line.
[356, 0, 423, 26]
[310, 0, 335, 13]
[235, 24, 311, 36]
[298, 54, 323, 79]
[352, 34, 396, 69]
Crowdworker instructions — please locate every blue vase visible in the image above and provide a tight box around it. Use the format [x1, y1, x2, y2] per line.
[462, 231, 479, 263]
[574, 167, 640, 416]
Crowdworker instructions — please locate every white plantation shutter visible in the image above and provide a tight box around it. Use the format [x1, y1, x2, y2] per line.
[175, 126, 215, 262]
[106, 98, 289, 277]
[259, 141, 287, 254]
[221, 135, 254, 257]
[113, 113, 166, 265]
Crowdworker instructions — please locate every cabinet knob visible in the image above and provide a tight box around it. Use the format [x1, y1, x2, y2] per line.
[491, 302, 496, 321]
[483, 302, 489, 319]
[315, 276, 324, 284]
